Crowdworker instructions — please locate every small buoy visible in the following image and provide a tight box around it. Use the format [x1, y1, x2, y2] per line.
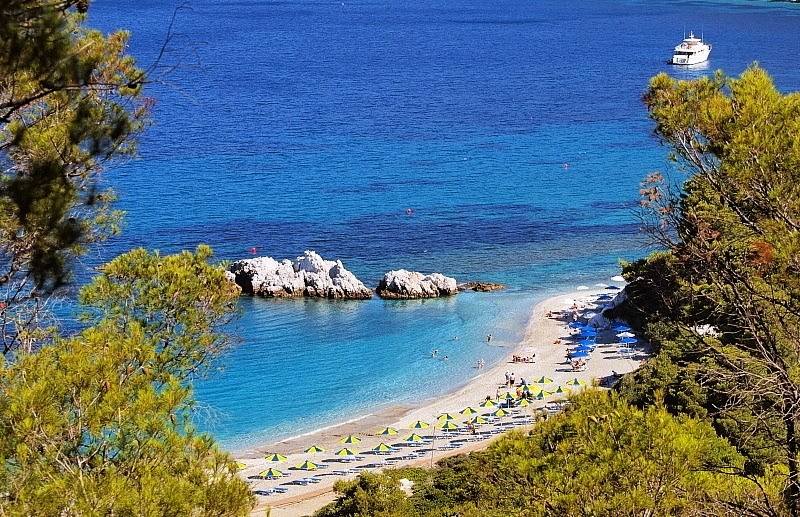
[562, 163, 569, 169]
[406, 208, 413, 215]
[250, 247, 258, 254]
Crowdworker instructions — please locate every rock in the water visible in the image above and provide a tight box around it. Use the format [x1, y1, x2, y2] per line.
[228, 251, 372, 299]
[376, 270, 458, 299]
[457, 282, 506, 292]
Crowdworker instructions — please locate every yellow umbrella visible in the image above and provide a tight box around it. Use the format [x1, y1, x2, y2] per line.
[469, 416, 488, 425]
[304, 445, 326, 454]
[258, 468, 283, 479]
[438, 421, 459, 431]
[502, 392, 516, 400]
[437, 413, 457, 421]
[518, 398, 531, 407]
[296, 460, 318, 471]
[535, 376, 554, 384]
[479, 399, 497, 407]
[491, 408, 510, 417]
[335, 447, 359, 457]
[409, 420, 430, 429]
[339, 435, 362, 444]
[235, 461, 248, 470]
[372, 442, 395, 452]
[377, 427, 398, 436]
[460, 406, 479, 415]
[405, 433, 425, 442]
[536, 390, 552, 400]
[552, 386, 571, 396]
[566, 378, 587, 387]
[264, 453, 287, 462]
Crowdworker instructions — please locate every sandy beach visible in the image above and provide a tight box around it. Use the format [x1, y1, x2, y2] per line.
[235, 287, 646, 517]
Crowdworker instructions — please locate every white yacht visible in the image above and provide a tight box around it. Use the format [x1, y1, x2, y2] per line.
[671, 32, 711, 65]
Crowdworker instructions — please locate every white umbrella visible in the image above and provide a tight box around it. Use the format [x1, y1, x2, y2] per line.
[617, 332, 635, 338]
[576, 285, 589, 290]
[595, 283, 608, 287]
[611, 275, 625, 282]
[583, 312, 598, 320]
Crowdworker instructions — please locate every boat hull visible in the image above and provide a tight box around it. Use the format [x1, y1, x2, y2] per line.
[671, 47, 711, 65]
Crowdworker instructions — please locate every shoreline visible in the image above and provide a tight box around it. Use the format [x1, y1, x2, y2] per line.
[235, 285, 646, 516]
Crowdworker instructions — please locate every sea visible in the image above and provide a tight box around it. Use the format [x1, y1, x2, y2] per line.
[87, 0, 800, 452]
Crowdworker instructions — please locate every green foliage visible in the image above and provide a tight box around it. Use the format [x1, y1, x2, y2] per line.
[0, 247, 254, 515]
[0, 0, 149, 354]
[633, 66, 800, 514]
[315, 471, 414, 517]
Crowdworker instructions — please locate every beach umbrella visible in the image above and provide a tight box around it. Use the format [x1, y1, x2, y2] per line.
[502, 392, 515, 400]
[491, 408, 510, 417]
[611, 275, 625, 282]
[235, 461, 248, 470]
[536, 390, 551, 400]
[570, 351, 590, 359]
[460, 406, 479, 415]
[377, 427, 398, 436]
[409, 420, 430, 429]
[616, 331, 635, 338]
[264, 453, 287, 462]
[552, 386, 571, 397]
[372, 442, 395, 452]
[612, 324, 631, 332]
[296, 460, 318, 471]
[304, 445, 326, 454]
[469, 416, 489, 425]
[480, 399, 497, 407]
[258, 468, 284, 479]
[405, 433, 425, 442]
[437, 413, 457, 421]
[339, 435, 361, 444]
[577, 339, 596, 345]
[335, 447, 359, 457]
[568, 321, 584, 329]
[518, 398, 531, 407]
[535, 376, 553, 384]
[576, 285, 589, 290]
[566, 378, 586, 387]
[520, 383, 532, 392]
[619, 337, 638, 344]
[606, 285, 621, 290]
[578, 329, 598, 336]
[574, 345, 594, 352]
[438, 421, 459, 431]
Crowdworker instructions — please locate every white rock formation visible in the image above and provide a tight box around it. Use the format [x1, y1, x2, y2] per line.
[376, 270, 458, 299]
[228, 251, 372, 299]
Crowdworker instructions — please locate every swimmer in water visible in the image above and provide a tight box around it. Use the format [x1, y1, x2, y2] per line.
[431, 349, 439, 357]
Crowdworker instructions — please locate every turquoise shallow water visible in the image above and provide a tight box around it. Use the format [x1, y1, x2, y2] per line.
[87, 0, 800, 450]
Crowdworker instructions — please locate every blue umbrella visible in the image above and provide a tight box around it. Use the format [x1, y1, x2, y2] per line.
[578, 329, 598, 336]
[568, 322, 584, 328]
[577, 339, 596, 346]
[574, 345, 594, 352]
[570, 351, 591, 358]
[619, 337, 638, 344]
[606, 286, 621, 290]
[612, 324, 631, 331]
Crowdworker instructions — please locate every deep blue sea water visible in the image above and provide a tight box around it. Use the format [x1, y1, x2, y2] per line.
[88, 0, 800, 451]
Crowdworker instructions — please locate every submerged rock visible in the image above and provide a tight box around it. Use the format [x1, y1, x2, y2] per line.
[376, 270, 458, 299]
[228, 251, 372, 299]
[458, 282, 506, 292]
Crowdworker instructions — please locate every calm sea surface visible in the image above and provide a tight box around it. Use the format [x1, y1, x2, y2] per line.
[89, 0, 800, 450]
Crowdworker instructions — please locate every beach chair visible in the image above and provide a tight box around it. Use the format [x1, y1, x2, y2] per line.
[253, 489, 274, 496]
[333, 470, 348, 476]
[272, 487, 288, 494]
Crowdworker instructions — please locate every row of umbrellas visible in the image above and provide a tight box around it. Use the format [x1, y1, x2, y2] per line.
[250, 379, 589, 474]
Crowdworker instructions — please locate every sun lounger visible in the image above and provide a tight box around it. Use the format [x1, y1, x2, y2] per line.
[272, 487, 288, 494]
[332, 469, 348, 475]
[253, 489, 274, 496]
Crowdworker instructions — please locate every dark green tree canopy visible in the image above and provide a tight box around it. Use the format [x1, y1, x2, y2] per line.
[1, 0, 148, 354]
